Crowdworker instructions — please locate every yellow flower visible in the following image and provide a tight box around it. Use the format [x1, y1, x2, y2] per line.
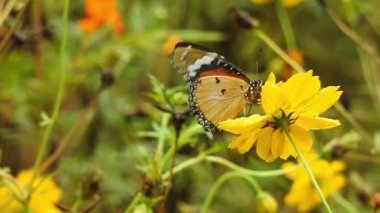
[251, 0, 272, 5]
[162, 35, 182, 57]
[273, 49, 304, 81]
[250, 0, 303, 8]
[219, 71, 342, 162]
[282, 152, 346, 212]
[0, 168, 62, 213]
[280, 0, 303, 8]
[256, 192, 278, 213]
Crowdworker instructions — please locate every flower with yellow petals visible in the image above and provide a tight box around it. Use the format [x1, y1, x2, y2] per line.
[282, 152, 346, 212]
[278, 49, 304, 81]
[0, 168, 62, 213]
[250, 0, 303, 8]
[218, 71, 342, 162]
[162, 35, 182, 57]
[251, 0, 272, 5]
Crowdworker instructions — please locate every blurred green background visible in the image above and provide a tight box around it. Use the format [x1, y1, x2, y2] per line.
[1, 0, 380, 212]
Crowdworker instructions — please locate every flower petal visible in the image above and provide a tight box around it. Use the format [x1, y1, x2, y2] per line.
[78, 18, 101, 33]
[330, 160, 346, 172]
[280, 135, 295, 159]
[237, 132, 258, 153]
[290, 124, 313, 157]
[264, 72, 276, 86]
[261, 84, 288, 115]
[270, 129, 285, 158]
[285, 180, 313, 210]
[218, 114, 266, 134]
[281, 0, 303, 8]
[228, 134, 248, 150]
[294, 86, 342, 116]
[282, 71, 321, 107]
[256, 127, 276, 162]
[250, 0, 272, 5]
[281, 162, 302, 180]
[321, 174, 346, 196]
[297, 190, 320, 212]
[296, 116, 340, 130]
[283, 152, 347, 212]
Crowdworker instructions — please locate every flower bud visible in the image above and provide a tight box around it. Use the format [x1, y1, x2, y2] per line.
[371, 193, 380, 211]
[256, 192, 278, 213]
[229, 7, 260, 29]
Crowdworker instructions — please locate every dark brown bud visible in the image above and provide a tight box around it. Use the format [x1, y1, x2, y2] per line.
[100, 71, 115, 88]
[371, 193, 380, 211]
[81, 169, 103, 200]
[229, 7, 260, 29]
[317, 0, 326, 8]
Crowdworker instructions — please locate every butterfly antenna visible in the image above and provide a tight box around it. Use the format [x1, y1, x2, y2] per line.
[256, 60, 259, 75]
[256, 48, 263, 75]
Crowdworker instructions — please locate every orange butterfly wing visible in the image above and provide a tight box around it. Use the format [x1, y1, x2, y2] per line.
[171, 42, 261, 132]
[194, 75, 249, 125]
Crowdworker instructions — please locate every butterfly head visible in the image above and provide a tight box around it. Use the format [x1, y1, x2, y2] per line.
[245, 79, 263, 105]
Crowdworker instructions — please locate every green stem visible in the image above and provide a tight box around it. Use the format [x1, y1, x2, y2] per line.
[254, 29, 304, 73]
[159, 126, 180, 212]
[155, 114, 170, 163]
[124, 193, 143, 213]
[162, 153, 206, 179]
[276, 1, 296, 50]
[0, 0, 18, 27]
[333, 102, 373, 146]
[200, 171, 262, 213]
[32, 0, 69, 179]
[71, 196, 83, 211]
[342, 0, 380, 108]
[324, 6, 380, 66]
[357, 48, 379, 107]
[0, 169, 25, 200]
[161, 154, 301, 180]
[205, 156, 300, 177]
[331, 193, 357, 213]
[283, 129, 332, 213]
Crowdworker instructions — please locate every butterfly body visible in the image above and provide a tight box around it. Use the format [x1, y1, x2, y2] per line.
[171, 42, 262, 132]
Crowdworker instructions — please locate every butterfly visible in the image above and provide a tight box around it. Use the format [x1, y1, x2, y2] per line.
[170, 42, 262, 132]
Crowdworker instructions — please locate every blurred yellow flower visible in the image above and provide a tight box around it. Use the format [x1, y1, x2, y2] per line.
[251, 0, 272, 5]
[0, 168, 62, 213]
[162, 35, 182, 57]
[256, 192, 278, 213]
[282, 152, 346, 211]
[279, 49, 304, 81]
[250, 0, 303, 8]
[280, 0, 303, 8]
[219, 71, 342, 162]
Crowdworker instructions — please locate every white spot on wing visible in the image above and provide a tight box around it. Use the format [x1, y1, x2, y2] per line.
[180, 45, 192, 62]
[187, 53, 217, 77]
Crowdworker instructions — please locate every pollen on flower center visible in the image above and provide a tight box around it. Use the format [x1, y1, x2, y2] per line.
[263, 109, 298, 130]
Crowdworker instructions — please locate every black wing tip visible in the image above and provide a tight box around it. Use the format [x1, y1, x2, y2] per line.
[174, 42, 211, 51]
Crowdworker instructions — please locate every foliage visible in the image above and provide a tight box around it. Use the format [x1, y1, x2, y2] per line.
[0, 0, 380, 212]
